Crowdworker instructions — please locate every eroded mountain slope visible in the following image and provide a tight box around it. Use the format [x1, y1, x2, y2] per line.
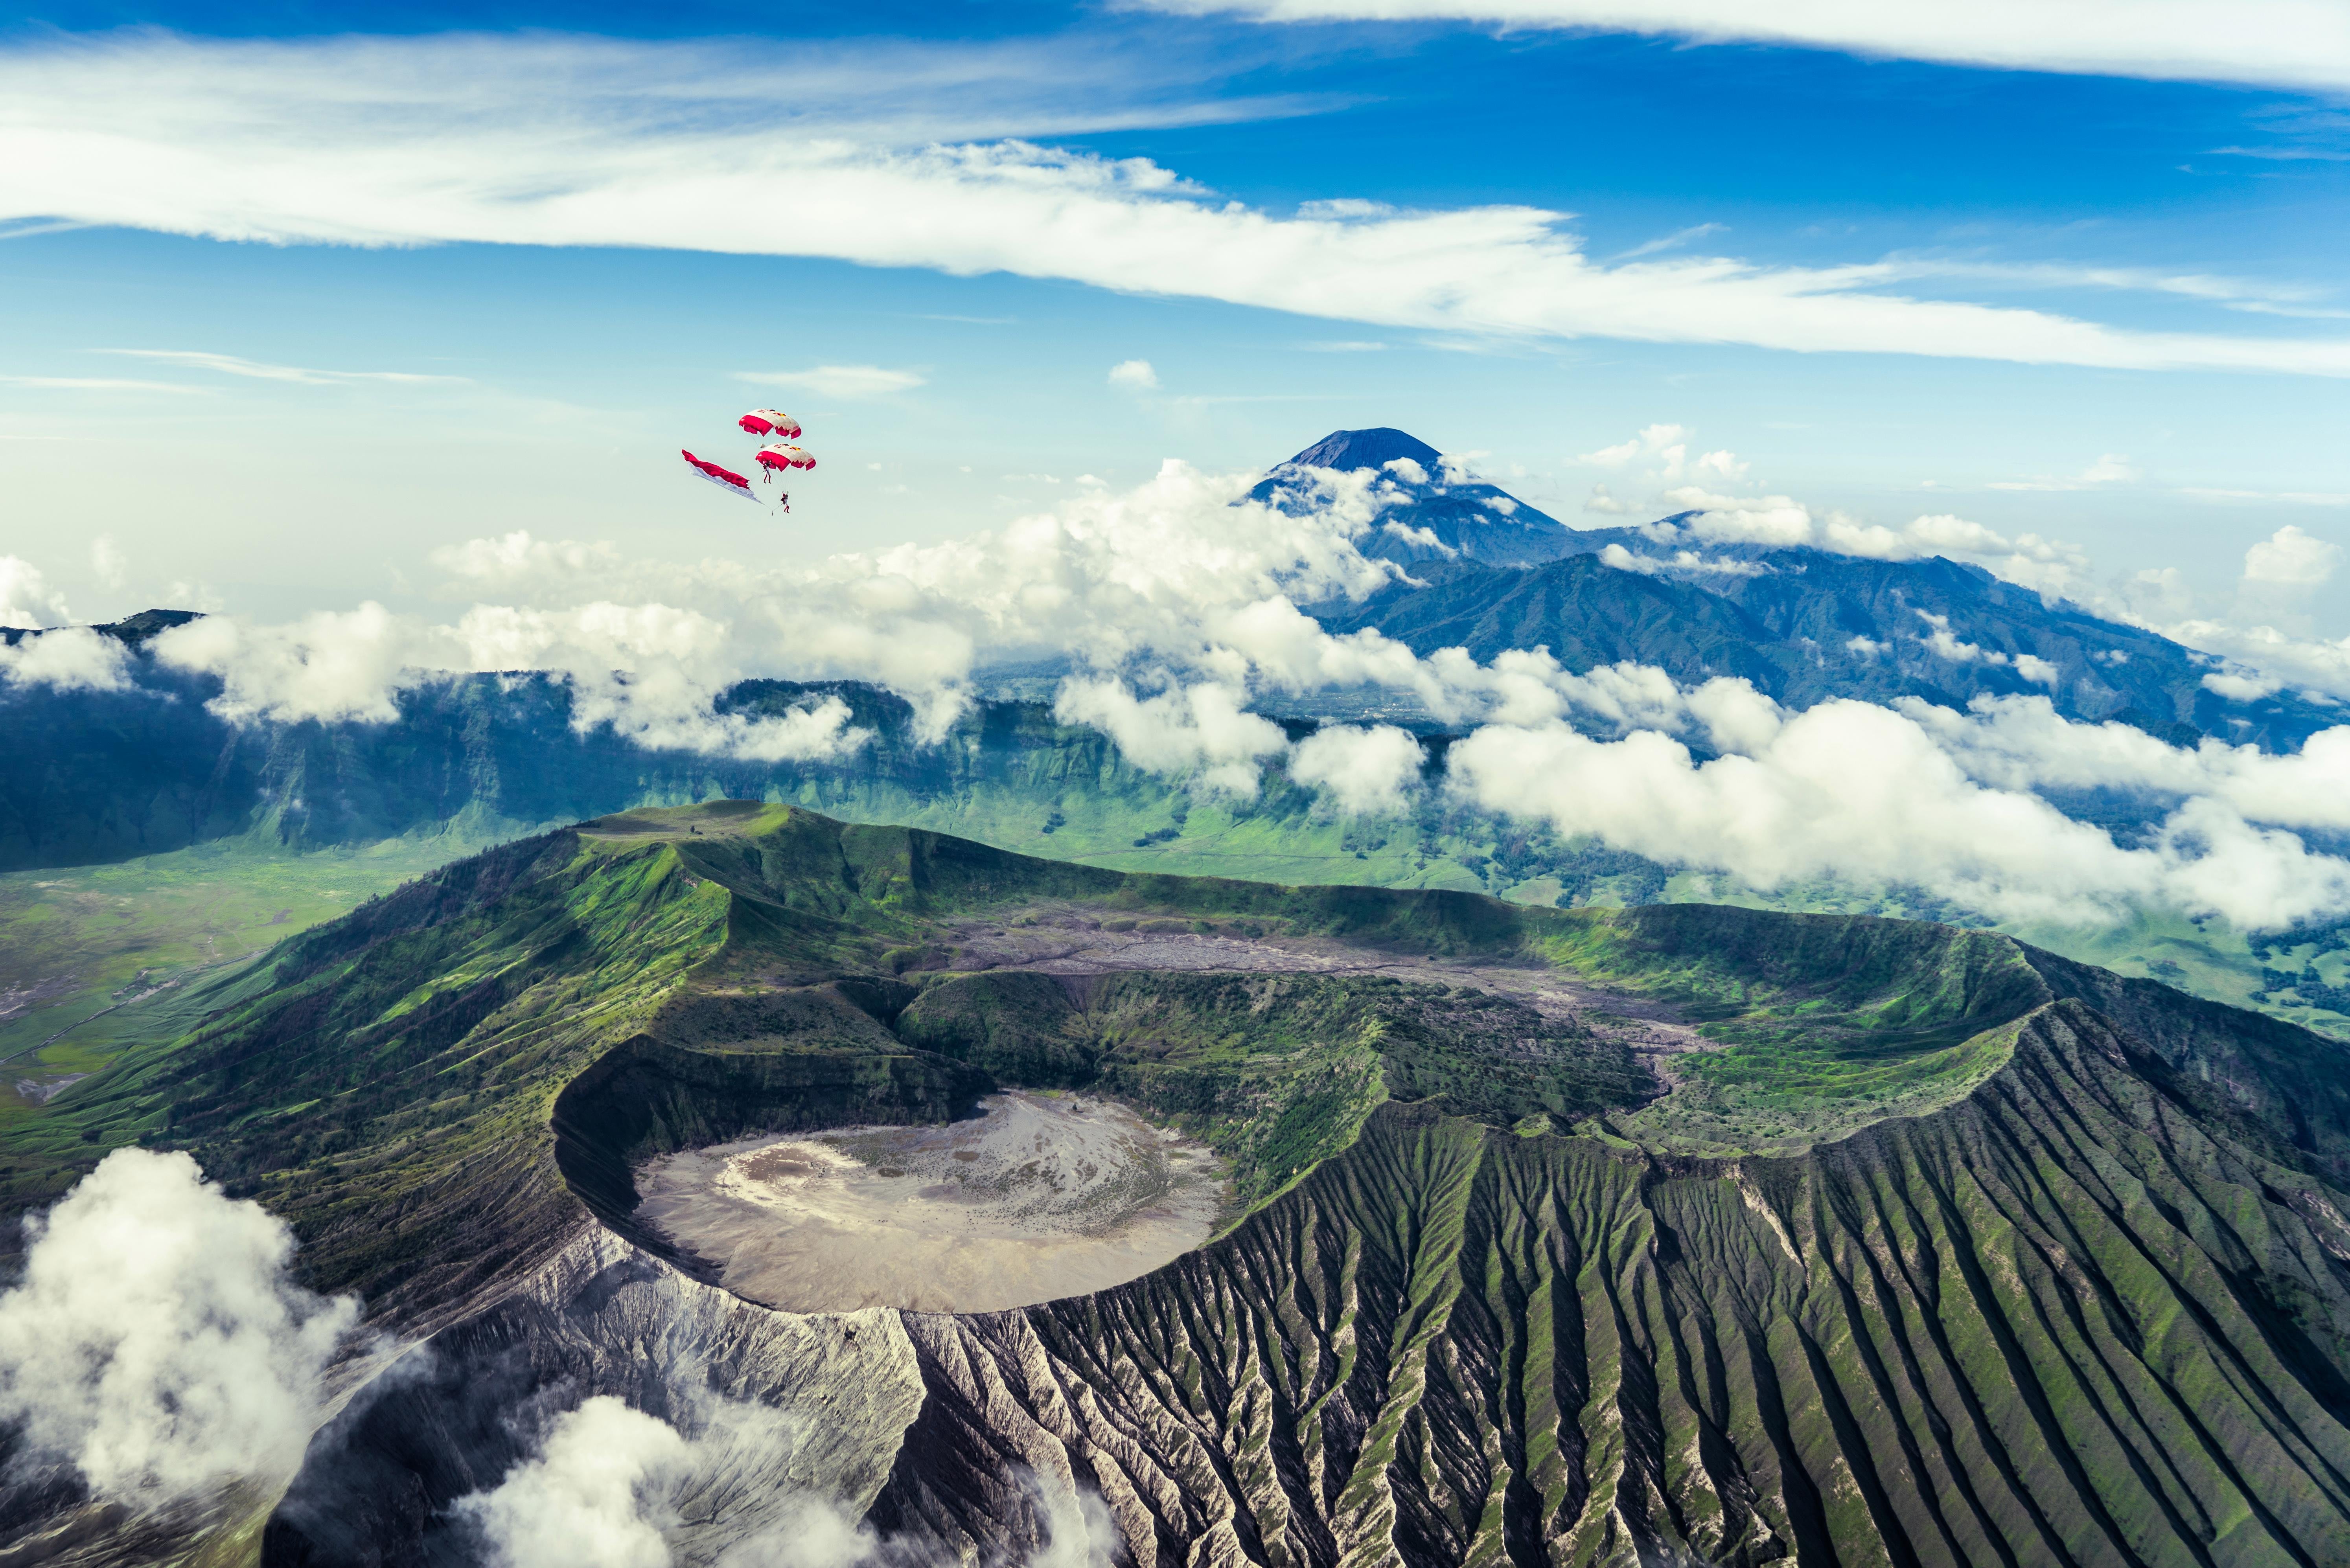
[7, 803, 2349, 1567]
[886, 1002, 2350, 1568]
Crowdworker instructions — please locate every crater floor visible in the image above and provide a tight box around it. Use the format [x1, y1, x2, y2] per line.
[634, 1090, 1228, 1312]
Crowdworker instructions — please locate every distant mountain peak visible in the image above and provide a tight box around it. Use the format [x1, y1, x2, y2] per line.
[1284, 428, 1445, 473]
[1255, 427, 1575, 569]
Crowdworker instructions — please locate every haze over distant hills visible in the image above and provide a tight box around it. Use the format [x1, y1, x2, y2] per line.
[6, 428, 2349, 1039]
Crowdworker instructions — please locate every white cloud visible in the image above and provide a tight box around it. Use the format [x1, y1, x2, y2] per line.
[1108, 359, 1160, 390]
[97, 348, 462, 385]
[1614, 221, 1724, 259]
[2170, 619, 2350, 700]
[6, 32, 2350, 375]
[1139, 0, 2350, 95]
[1597, 542, 1761, 577]
[1593, 449, 2096, 593]
[1916, 609, 1997, 664]
[1905, 612, 2058, 686]
[1289, 722, 1426, 814]
[0, 375, 206, 393]
[1989, 452, 2141, 491]
[1054, 676, 1288, 795]
[2243, 523, 2342, 586]
[734, 365, 925, 399]
[153, 603, 438, 724]
[1381, 520, 1456, 554]
[1691, 448, 1746, 482]
[463, 1395, 1120, 1568]
[82, 460, 1415, 790]
[1579, 423, 1688, 469]
[0, 555, 70, 629]
[2205, 669, 2283, 702]
[0, 626, 133, 692]
[1446, 698, 2350, 930]
[0, 1149, 359, 1503]
[1898, 694, 2350, 834]
[90, 534, 127, 590]
[463, 1397, 686, 1568]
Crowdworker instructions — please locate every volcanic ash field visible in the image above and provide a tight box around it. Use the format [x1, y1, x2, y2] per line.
[635, 1091, 1229, 1312]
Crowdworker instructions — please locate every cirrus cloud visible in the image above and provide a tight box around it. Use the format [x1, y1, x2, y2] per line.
[4, 31, 2350, 376]
[1139, 0, 2350, 96]
[733, 365, 926, 399]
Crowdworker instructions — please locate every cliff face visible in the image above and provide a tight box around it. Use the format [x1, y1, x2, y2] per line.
[265, 1008, 2350, 1568]
[887, 1008, 2350, 1567]
[11, 807, 2350, 1567]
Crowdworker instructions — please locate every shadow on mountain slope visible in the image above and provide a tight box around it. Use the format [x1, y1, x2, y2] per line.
[3, 803, 2347, 1566]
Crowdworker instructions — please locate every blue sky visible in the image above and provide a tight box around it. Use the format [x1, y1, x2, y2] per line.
[2, 0, 2348, 633]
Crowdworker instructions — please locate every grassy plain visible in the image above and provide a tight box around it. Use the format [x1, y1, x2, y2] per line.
[0, 833, 508, 1104]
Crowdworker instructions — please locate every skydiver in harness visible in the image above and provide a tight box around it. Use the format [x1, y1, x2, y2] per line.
[755, 462, 791, 512]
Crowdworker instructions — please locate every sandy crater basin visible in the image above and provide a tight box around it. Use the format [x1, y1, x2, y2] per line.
[634, 1091, 1228, 1313]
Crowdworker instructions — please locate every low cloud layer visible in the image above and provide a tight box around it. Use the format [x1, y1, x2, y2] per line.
[1446, 682, 2350, 929]
[0, 1149, 359, 1503]
[140, 460, 1407, 763]
[16, 452, 2350, 931]
[0, 626, 132, 693]
[1575, 423, 2097, 596]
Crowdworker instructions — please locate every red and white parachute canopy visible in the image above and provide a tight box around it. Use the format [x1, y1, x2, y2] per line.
[738, 408, 802, 439]
[681, 449, 759, 502]
[753, 443, 817, 474]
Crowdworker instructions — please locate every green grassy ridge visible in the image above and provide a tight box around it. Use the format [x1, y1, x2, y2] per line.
[14, 699, 2346, 1081]
[1545, 906, 2350, 1171]
[907, 998, 2350, 1568]
[1542, 904, 2047, 1037]
[897, 967, 1649, 1210]
[3, 801, 1538, 1303]
[9, 801, 2342, 1324]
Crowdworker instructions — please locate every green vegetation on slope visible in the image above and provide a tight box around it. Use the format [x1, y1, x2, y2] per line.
[0, 804, 1638, 1312]
[9, 801, 2347, 1342]
[894, 992, 2350, 1568]
[0, 800, 2331, 1568]
[900, 967, 1646, 1209]
[0, 835, 496, 1103]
